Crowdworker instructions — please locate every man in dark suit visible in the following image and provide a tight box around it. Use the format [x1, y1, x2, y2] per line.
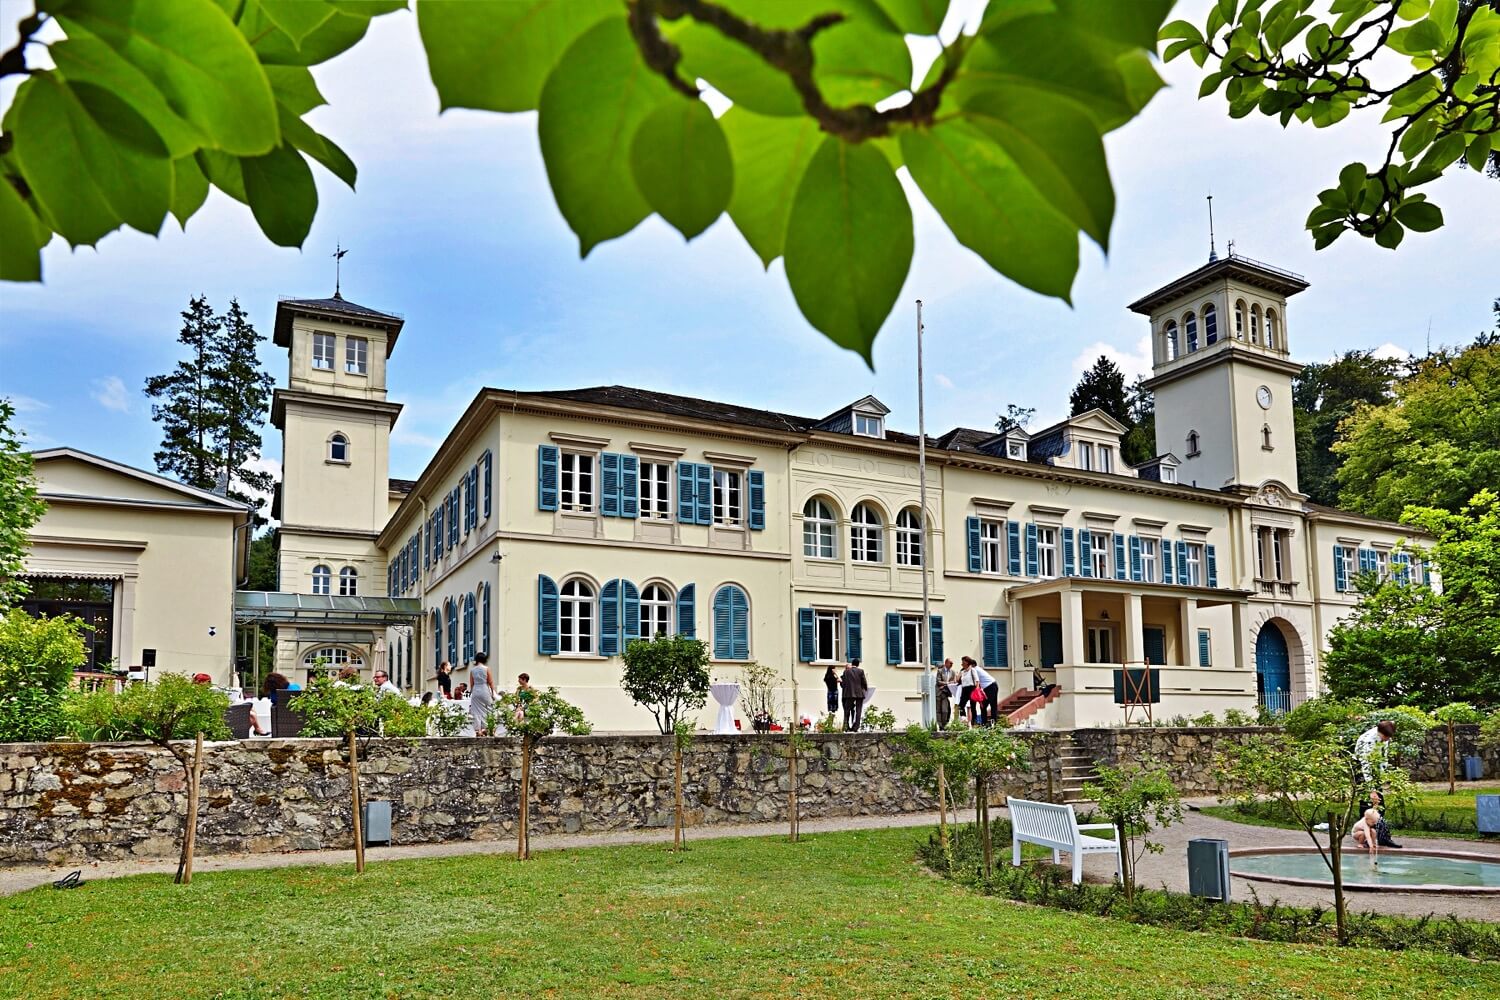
[841, 658, 869, 731]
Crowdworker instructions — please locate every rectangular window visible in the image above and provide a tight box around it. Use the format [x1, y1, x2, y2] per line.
[638, 461, 672, 520]
[312, 332, 335, 370]
[814, 609, 842, 663]
[1099, 445, 1113, 473]
[899, 614, 924, 665]
[1091, 531, 1111, 579]
[980, 519, 1004, 574]
[1339, 546, 1357, 586]
[1037, 526, 1059, 578]
[712, 468, 742, 526]
[1185, 542, 1204, 587]
[1375, 550, 1389, 580]
[1078, 441, 1093, 471]
[1140, 537, 1159, 584]
[854, 413, 883, 437]
[1272, 530, 1285, 580]
[1086, 624, 1115, 664]
[1256, 527, 1269, 578]
[345, 336, 368, 375]
[560, 452, 595, 512]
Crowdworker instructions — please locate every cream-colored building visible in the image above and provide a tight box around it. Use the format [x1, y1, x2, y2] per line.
[20, 449, 249, 679]
[241, 252, 1431, 731]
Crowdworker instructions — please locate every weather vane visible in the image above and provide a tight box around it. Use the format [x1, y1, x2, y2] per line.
[1207, 194, 1218, 262]
[332, 243, 349, 297]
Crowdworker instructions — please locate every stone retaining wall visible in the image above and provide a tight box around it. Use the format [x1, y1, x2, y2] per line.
[1413, 725, 1497, 782]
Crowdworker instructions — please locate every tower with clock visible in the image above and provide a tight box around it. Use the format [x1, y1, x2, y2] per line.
[1130, 253, 1307, 494]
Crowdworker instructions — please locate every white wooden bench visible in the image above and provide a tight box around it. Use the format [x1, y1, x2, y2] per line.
[1006, 797, 1121, 884]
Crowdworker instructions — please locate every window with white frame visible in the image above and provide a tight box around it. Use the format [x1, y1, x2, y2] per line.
[1375, 549, 1389, 580]
[712, 468, 743, 526]
[854, 413, 883, 437]
[311, 564, 331, 595]
[339, 566, 358, 596]
[1184, 542, 1204, 586]
[328, 433, 349, 463]
[1161, 466, 1178, 484]
[640, 583, 673, 638]
[1037, 526, 1059, 578]
[803, 497, 836, 559]
[1008, 441, 1025, 459]
[1140, 537, 1159, 583]
[1086, 624, 1116, 664]
[1339, 546, 1357, 585]
[895, 507, 923, 567]
[302, 646, 362, 668]
[850, 503, 883, 563]
[1273, 530, 1285, 580]
[1256, 526, 1270, 578]
[980, 519, 1004, 573]
[559, 579, 595, 654]
[1091, 531, 1111, 578]
[814, 609, 843, 662]
[638, 461, 672, 520]
[1078, 441, 1094, 470]
[559, 451, 595, 512]
[312, 332, 335, 370]
[345, 336, 368, 375]
[1099, 445, 1113, 473]
[899, 614, 924, 665]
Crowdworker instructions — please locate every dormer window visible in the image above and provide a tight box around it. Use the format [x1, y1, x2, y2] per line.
[854, 413, 884, 438]
[1161, 465, 1177, 484]
[1008, 442, 1025, 459]
[312, 332, 335, 371]
[1078, 441, 1094, 470]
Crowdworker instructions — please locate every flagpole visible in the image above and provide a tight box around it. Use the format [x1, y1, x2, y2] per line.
[916, 300, 934, 727]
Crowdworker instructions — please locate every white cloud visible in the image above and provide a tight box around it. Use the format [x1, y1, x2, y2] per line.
[1, 393, 48, 413]
[90, 376, 131, 413]
[934, 373, 955, 390]
[1372, 342, 1411, 361]
[1070, 335, 1154, 385]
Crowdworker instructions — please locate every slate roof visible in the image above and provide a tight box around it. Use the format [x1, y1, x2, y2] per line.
[389, 478, 417, 494]
[274, 292, 406, 352]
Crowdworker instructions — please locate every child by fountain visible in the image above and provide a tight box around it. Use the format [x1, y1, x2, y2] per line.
[1351, 807, 1383, 862]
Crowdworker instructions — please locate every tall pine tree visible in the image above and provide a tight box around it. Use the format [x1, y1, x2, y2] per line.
[144, 296, 274, 521]
[1069, 355, 1131, 425]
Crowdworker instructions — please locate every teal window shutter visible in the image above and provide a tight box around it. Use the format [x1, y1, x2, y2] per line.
[1177, 541, 1191, 585]
[694, 464, 713, 525]
[622, 580, 640, 643]
[1079, 529, 1092, 578]
[1114, 533, 1127, 580]
[981, 619, 1000, 668]
[1206, 544, 1218, 587]
[449, 489, 460, 547]
[730, 587, 750, 660]
[1162, 537, 1174, 582]
[1063, 527, 1075, 576]
[966, 517, 982, 573]
[846, 610, 862, 661]
[748, 469, 766, 530]
[1130, 535, 1142, 582]
[1333, 545, 1347, 591]
[481, 582, 491, 655]
[620, 456, 638, 518]
[797, 607, 815, 662]
[677, 462, 696, 523]
[468, 466, 479, 529]
[1007, 521, 1022, 575]
[676, 584, 696, 638]
[1143, 627, 1166, 667]
[928, 615, 943, 665]
[432, 610, 441, 664]
[434, 507, 444, 558]
[538, 445, 559, 510]
[463, 593, 475, 661]
[424, 519, 430, 569]
[537, 575, 559, 655]
[885, 612, 901, 664]
[1197, 628, 1211, 667]
[446, 599, 458, 664]
[601, 453, 621, 517]
[600, 580, 620, 656]
[712, 586, 732, 659]
[482, 451, 493, 519]
[1025, 523, 1039, 576]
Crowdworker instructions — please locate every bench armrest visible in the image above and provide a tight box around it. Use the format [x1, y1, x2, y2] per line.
[1076, 823, 1116, 832]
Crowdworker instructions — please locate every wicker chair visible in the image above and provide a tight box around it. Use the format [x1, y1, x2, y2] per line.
[271, 704, 305, 738]
[223, 703, 252, 740]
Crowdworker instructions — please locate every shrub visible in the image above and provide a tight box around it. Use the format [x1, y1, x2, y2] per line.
[620, 634, 710, 734]
[0, 609, 89, 741]
[813, 712, 839, 733]
[1082, 760, 1183, 902]
[1332, 705, 1433, 764]
[1282, 695, 1369, 742]
[1191, 712, 1217, 727]
[0, 683, 67, 742]
[861, 706, 896, 732]
[1222, 708, 1256, 727]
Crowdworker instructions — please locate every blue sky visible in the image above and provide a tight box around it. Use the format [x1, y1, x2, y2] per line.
[2, 1, 1497, 494]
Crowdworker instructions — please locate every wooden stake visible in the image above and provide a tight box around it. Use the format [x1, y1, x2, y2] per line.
[1448, 720, 1457, 795]
[787, 738, 798, 843]
[349, 729, 364, 873]
[673, 743, 684, 852]
[518, 737, 532, 860]
[175, 733, 204, 885]
[937, 763, 948, 851]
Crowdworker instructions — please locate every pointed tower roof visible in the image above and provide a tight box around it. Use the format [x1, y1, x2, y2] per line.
[273, 293, 405, 353]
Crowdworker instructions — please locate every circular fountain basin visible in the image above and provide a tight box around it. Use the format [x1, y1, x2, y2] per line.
[1230, 847, 1500, 894]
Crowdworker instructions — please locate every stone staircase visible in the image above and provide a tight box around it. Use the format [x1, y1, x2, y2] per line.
[1054, 735, 1098, 805]
[999, 686, 1061, 726]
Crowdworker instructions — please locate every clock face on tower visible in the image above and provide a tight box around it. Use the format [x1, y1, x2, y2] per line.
[1256, 385, 1273, 410]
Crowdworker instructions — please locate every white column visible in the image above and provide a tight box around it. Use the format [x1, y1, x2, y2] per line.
[1179, 597, 1198, 667]
[1123, 593, 1144, 665]
[1231, 602, 1247, 670]
[118, 574, 137, 671]
[1062, 589, 1085, 666]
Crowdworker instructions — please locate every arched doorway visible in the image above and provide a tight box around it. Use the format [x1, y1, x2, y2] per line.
[1255, 622, 1291, 715]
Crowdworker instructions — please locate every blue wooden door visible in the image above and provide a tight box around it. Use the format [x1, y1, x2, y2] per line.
[1039, 621, 1064, 667]
[1255, 623, 1290, 700]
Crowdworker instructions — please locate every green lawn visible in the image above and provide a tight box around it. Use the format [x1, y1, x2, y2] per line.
[1203, 782, 1500, 842]
[2, 828, 1497, 1000]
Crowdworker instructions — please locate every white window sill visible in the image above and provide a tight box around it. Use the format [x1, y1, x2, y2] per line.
[710, 658, 750, 665]
[551, 653, 608, 661]
[344, 370, 368, 378]
[326, 459, 351, 466]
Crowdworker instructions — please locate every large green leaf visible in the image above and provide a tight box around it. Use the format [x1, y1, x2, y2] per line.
[538, 18, 673, 256]
[722, 109, 820, 267]
[783, 138, 913, 361]
[242, 3, 386, 66]
[263, 66, 329, 116]
[675, 21, 802, 117]
[257, 0, 337, 45]
[630, 99, 733, 241]
[870, 0, 950, 34]
[5, 75, 172, 246]
[197, 150, 247, 204]
[0, 172, 47, 282]
[240, 144, 318, 247]
[716, 1, 899, 31]
[901, 119, 1079, 302]
[1056, 0, 1175, 50]
[811, 21, 913, 106]
[278, 106, 358, 189]
[56, 0, 279, 157]
[419, 0, 617, 113]
[49, 27, 206, 158]
[170, 155, 210, 226]
[961, 86, 1113, 250]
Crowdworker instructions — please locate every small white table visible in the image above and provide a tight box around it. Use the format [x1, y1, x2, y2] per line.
[710, 682, 740, 734]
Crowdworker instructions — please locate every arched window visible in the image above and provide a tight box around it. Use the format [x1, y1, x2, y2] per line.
[1164, 320, 1179, 360]
[1203, 303, 1218, 345]
[1186, 430, 1201, 457]
[640, 583, 674, 638]
[301, 646, 364, 668]
[559, 579, 596, 654]
[431, 609, 442, 665]
[445, 598, 458, 664]
[1250, 304, 1261, 344]
[895, 507, 923, 567]
[1262, 424, 1274, 450]
[328, 433, 349, 463]
[481, 582, 491, 656]
[311, 564, 331, 595]
[803, 497, 837, 559]
[712, 584, 750, 660]
[463, 592, 476, 662]
[850, 503, 884, 563]
[1235, 300, 1246, 339]
[1184, 312, 1199, 352]
[338, 565, 358, 596]
[1265, 308, 1279, 350]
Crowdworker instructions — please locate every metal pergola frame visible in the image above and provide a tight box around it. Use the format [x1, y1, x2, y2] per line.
[234, 591, 425, 693]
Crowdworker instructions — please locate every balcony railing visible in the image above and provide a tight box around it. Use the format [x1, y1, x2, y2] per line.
[1255, 579, 1297, 598]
